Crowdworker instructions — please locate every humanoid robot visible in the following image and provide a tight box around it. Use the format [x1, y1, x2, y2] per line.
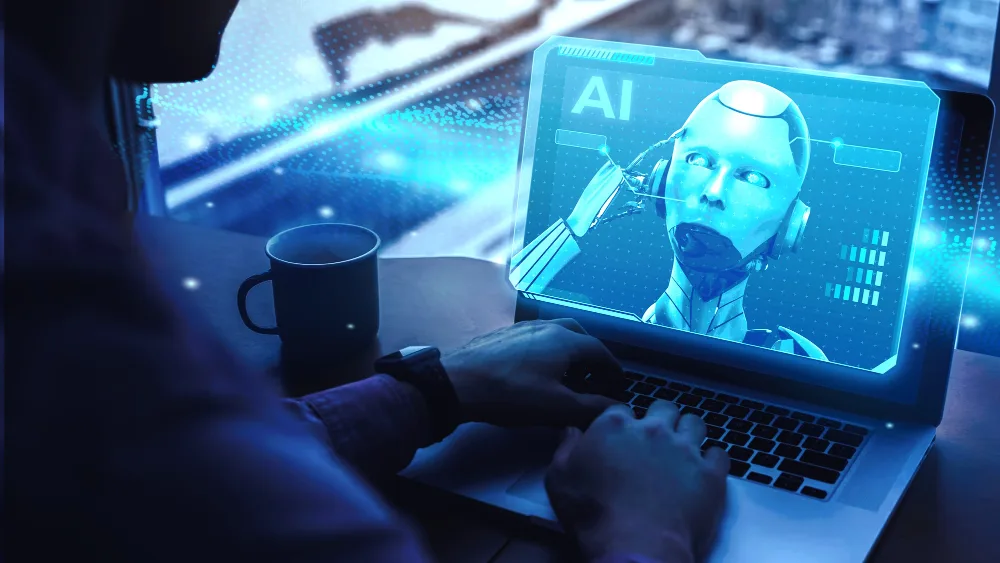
[510, 80, 827, 360]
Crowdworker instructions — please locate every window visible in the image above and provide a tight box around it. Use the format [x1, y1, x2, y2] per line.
[145, 1, 996, 257]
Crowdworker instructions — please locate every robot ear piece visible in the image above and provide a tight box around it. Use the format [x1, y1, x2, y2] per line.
[769, 199, 810, 259]
[649, 158, 671, 220]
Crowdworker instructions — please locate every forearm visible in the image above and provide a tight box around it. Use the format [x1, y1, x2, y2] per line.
[509, 218, 582, 294]
[286, 375, 440, 482]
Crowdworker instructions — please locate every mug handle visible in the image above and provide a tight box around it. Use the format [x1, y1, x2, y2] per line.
[237, 272, 280, 335]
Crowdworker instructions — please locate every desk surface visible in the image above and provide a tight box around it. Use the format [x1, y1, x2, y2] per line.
[137, 216, 1000, 563]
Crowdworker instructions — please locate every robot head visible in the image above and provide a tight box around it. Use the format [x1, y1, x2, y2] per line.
[661, 80, 810, 272]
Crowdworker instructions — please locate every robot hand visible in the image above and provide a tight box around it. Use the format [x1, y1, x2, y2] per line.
[565, 161, 626, 237]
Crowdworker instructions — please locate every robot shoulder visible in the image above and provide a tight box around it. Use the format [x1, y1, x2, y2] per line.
[743, 326, 828, 361]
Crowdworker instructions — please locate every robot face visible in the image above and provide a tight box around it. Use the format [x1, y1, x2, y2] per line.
[664, 82, 807, 265]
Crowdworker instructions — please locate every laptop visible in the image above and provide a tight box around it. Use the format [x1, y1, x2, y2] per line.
[402, 37, 995, 562]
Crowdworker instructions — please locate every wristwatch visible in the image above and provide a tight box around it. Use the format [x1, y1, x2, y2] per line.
[375, 346, 463, 441]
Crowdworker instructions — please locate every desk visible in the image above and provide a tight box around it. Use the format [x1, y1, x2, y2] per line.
[136, 216, 1000, 563]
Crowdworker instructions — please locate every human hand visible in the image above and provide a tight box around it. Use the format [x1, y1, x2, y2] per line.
[545, 401, 729, 563]
[565, 161, 626, 237]
[440, 319, 621, 429]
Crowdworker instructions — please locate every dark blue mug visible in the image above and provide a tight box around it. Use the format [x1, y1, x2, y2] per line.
[238, 223, 381, 362]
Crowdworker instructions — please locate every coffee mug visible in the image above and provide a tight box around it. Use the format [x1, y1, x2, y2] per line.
[238, 223, 381, 361]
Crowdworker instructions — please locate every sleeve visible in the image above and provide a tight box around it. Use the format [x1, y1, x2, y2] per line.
[285, 374, 440, 482]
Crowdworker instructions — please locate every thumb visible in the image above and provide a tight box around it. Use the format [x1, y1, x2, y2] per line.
[552, 427, 583, 469]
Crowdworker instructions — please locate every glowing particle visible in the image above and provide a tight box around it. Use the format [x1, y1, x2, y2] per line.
[205, 201, 215, 208]
[375, 150, 405, 171]
[182, 277, 201, 291]
[960, 315, 979, 329]
[274, 167, 285, 175]
[318, 206, 335, 219]
[912, 343, 921, 349]
[410, 231, 419, 237]
[885, 422, 894, 430]
[252, 94, 272, 110]
[346, 323, 355, 330]
[185, 134, 207, 151]
[831, 137, 844, 148]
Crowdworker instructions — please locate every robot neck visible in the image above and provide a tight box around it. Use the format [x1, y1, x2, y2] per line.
[661, 259, 750, 341]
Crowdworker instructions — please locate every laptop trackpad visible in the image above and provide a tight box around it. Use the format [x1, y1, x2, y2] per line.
[507, 467, 551, 507]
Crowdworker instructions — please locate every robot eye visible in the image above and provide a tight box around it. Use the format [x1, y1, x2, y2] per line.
[736, 169, 771, 189]
[685, 153, 712, 168]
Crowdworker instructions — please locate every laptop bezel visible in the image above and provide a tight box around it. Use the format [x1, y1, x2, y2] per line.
[508, 64, 995, 428]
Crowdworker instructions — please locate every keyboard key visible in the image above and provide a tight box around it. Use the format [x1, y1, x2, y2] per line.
[633, 406, 647, 418]
[729, 460, 751, 477]
[740, 399, 765, 409]
[677, 394, 702, 407]
[632, 395, 655, 408]
[747, 472, 772, 485]
[773, 417, 799, 431]
[777, 459, 840, 484]
[700, 399, 726, 412]
[728, 446, 753, 461]
[828, 444, 857, 459]
[801, 486, 828, 499]
[748, 438, 776, 452]
[654, 388, 680, 401]
[631, 382, 656, 396]
[751, 453, 779, 468]
[765, 406, 791, 416]
[774, 473, 804, 492]
[777, 431, 804, 446]
[825, 429, 864, 447]
[706, 425, 725, 440]
[717, 394, 741, 404]
[817, 418, 842, 429]
[624, 371, 644, 381]
[726, 419, 753, 433]
[800, 450, 849, 472]
[724, 405, 751, 419]
[669, 382, 692, 392]
[748, 410, 775, 425]
[751, 425, 778, 439]
[692, 387, 716, 398]
[791, 412, 816, 423]
[681, 407, 705, 418]
[798, 423, 825, 437]
[802, 437, 830, 452]
[774, 444, 802, 459]
[704, 412, 728, 426]
[723, 431, 751, 447]
[843, 424, 869, 436]
[702, 439, 728, 451]
[645, 376, 667, 387]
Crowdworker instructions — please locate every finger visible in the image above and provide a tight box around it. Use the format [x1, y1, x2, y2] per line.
[564, 333, 624, 378]
[643, 399, 680, 429]
[558, 389, 619, 429]
[676, 413, 708, 445]
[591, 403, 636, 431]
[703, 444, 731, 477]
[551, 427, 583, 470]
[547, 318, 588, 335]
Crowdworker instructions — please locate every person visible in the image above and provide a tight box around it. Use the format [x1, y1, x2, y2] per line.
[3, 1, 729, 562]
[510, 80, 828, 360]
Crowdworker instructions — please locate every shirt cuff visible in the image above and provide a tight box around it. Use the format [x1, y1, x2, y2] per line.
[299, 374, 435, 479]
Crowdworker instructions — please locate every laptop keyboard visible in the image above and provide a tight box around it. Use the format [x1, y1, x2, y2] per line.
[568, 371, 871, 501]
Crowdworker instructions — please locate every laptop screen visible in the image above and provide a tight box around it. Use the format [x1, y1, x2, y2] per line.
[510, 37, 991, 407]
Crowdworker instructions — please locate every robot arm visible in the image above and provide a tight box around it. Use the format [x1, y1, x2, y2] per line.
[509, 161, 628, 293]
[508, 218, 582, 293]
